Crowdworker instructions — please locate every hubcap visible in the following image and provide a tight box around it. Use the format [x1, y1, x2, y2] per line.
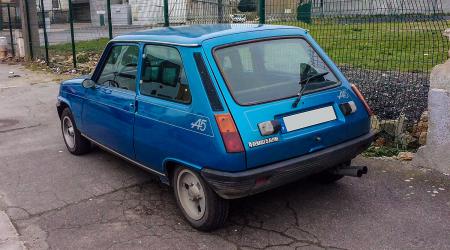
[62, 116, 75, 149]
[176, 169, 206, 221]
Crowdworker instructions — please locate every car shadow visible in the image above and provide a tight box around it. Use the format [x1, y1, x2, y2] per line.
[91, 145, 350, 238]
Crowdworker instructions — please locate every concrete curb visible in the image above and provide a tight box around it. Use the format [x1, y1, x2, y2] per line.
[0, 211, 26, 250]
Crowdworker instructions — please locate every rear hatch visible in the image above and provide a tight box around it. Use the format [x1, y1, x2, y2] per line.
[227, 86, 370, 168]
[203, 33, 370, 169]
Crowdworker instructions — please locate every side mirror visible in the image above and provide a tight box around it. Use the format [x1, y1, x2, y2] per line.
[82, 79, 96, 89]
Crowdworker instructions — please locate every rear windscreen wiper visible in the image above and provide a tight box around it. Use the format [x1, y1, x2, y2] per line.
[292, 72, 329, 108]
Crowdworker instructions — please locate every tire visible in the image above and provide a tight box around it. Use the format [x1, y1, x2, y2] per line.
[60, 108, 91, 155]
[173, 167, 229, 231]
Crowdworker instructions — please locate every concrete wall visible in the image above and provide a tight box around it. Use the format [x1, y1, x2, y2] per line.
[264, 0, 448, 21]
[90, 0, 232, 26]
[264, 0, 450, 16]
[1, 5, 19, 24]
[127, 0, 164, 25]
[310, 0, 446, 15]
[413, 30, 450, 174]
[442, 0, 450, 13]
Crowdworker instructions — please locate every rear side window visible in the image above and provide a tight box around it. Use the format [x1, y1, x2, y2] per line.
[214, 38, 340, 105]
[140, 45, 191, 104]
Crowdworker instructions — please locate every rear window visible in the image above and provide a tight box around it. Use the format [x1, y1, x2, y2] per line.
[214, 38, 340, 105]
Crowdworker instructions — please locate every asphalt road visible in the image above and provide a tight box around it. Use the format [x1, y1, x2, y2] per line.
[0, 64, 449, 250]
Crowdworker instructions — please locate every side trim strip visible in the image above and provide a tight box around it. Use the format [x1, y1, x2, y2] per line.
[81, 133, 165, 177]
[135, 113, 214, 138]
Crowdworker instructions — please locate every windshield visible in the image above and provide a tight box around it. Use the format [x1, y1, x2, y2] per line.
[214, 38, 340, 105]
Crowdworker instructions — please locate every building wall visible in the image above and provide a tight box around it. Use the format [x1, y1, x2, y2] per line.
[442, 0, 450, 13]
[266, 0, 297, 15]
[90, 0, 106, 26]
[186, 0, 233, 23]
[129, 0, 172, 25]
[310, 0, 447, 16]
[130, 0, 233, 25]
[38, 0, 53, 11]
[1, 4, 19, 24]
[264, 0, 450, 18]
[61, 0, 450, 26]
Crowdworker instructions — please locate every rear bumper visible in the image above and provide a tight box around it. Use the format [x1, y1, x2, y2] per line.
[201, 132, 374, 199]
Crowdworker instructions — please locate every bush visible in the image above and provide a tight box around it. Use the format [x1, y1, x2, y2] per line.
[297, 2, 312, 24]
[238, 0, 257, 12]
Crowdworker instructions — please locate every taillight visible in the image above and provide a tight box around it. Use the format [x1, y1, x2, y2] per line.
[215, 113, 244, 153]
[351, 84, 374, 116]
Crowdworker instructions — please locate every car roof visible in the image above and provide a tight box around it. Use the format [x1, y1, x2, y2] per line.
[112, 24, 307, 47]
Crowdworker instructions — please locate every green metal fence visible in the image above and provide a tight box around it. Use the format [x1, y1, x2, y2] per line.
[3, 0, 450, 148]
[0, 3, 19, 58]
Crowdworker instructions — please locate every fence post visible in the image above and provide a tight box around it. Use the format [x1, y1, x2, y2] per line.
[68, 0, 76, 68]
[7, 4, 15, 57]
[23, 0, 34, 59]
[163, 0, 169, 27]
[39, 0, 49, 65]
[14, 6, 18, 28]
[106, 0, 113, 40]
[259, 0, 265, 24]
[0, 6, 3, 31]
[218, 0, 223, 23]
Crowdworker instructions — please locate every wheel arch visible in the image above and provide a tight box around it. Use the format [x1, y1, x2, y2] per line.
[162, 158, 203, 186]
[57, 97, 72, 118]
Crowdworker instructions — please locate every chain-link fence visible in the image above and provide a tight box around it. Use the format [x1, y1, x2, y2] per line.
[1, 0, 449, 148]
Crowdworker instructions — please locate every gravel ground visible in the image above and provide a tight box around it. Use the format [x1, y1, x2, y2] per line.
[341, 67, 429, 124]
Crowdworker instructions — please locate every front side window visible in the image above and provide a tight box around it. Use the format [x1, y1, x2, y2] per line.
[140, 45, 191, 104]
[97, 45, 139, 92]
[214, 38, 340, 105]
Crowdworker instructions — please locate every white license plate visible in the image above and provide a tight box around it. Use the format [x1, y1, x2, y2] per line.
[283, 106, 337, 132]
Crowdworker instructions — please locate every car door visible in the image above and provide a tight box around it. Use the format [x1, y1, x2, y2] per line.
[134, 44, 213, 173]
[82, 43, 140, 158]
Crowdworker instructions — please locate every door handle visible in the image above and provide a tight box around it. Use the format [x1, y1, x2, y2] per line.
[101, 88, 112, 94]
[129, 102, 135, 111]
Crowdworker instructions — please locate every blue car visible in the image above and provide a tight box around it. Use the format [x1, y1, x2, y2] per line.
[57, 24, 374, 231]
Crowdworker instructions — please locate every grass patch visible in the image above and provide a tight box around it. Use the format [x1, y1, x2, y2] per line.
[48, 38, 109, 56]
[363, 145, 401, 157]
[276, 20, 449, 73]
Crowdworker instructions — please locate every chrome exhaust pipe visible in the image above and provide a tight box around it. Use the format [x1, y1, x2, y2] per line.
[334, 166, 368, 177]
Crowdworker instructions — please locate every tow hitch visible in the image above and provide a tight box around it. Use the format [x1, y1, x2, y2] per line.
[334, 165, 368, 177]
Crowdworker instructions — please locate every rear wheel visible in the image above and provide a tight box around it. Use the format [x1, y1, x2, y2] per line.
[173, 167, 229, 231]
[61, 108, 91, 155]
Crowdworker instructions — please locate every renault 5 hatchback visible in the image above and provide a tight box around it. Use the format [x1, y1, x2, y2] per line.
[57, 24, 374, 231]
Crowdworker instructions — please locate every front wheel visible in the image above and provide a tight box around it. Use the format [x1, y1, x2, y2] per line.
[61, 108, 91, 155]
[173, 167, 229, 231]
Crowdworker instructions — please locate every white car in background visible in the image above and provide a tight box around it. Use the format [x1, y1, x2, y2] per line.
[230, 14, 247, 23]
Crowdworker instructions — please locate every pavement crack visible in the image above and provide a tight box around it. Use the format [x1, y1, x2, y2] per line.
[14, 180, 152, 221]
[285, 199, 322, 245]
[286, 200, 300, 227]
[0, 123, 41, 134]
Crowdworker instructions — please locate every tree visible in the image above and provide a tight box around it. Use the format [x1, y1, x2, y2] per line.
[238, 0, 257, 12]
